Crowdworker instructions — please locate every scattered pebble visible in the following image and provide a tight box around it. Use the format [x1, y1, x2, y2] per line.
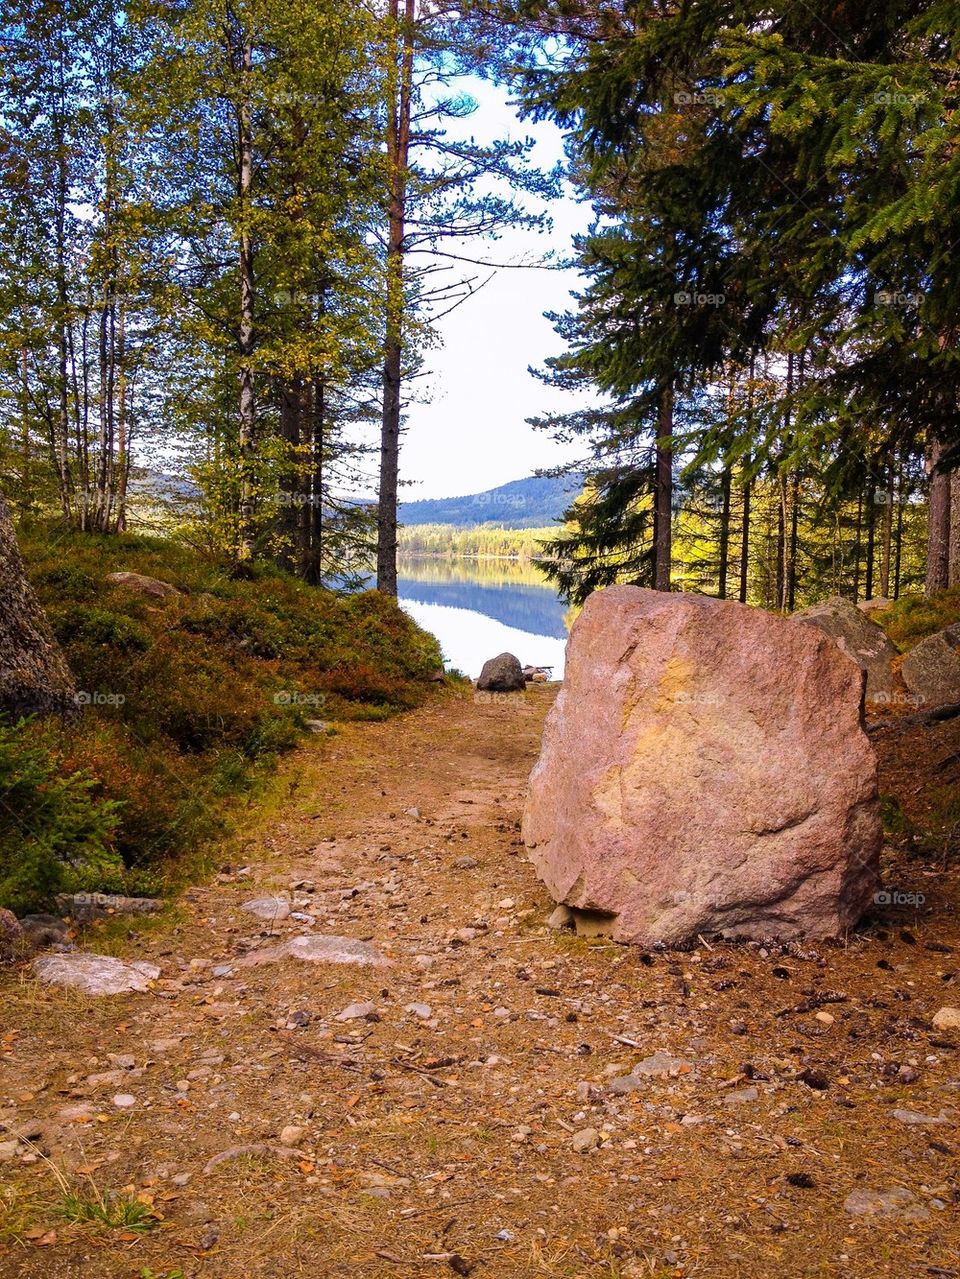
[932, 1007, 960, 1031]
[336, 1001, 376, 1022]
[571, 1127, 599, 1153]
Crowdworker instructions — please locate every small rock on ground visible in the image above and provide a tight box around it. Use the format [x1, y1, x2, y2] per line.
[236, 934, 391, 968]
[844, 1187, 930, 1222]
[240, 896, 291, 920]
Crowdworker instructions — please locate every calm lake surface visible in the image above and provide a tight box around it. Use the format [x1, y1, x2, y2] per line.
[396, 557, 570, 680]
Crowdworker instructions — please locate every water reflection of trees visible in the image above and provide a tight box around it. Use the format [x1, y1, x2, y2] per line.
[398, 557, 572, 639]
[398, 554, 550, 589]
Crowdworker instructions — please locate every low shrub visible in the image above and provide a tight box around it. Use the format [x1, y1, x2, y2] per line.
[0, 720, 124, 914]
[880, 587, 960, 652]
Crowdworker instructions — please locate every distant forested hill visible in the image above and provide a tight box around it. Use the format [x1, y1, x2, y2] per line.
[400, 474, 582, 529]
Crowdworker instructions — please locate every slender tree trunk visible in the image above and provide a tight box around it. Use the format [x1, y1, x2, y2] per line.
[236, 32, 257, 568]
[739, 472, 751, 604]
[95, 292, 114, 532]
[776, 351, 793, 611]
[879, 458, 894, 598]
[19, 347, 30, 518]
[925, 437, 951, 596]
[377, 0, 415, 598]
[949, 470, 960, 588]
[653, 383, 673, 591]
[894, 473, 905, 600]
[304, 375, 326, 585]
[852, 490, 863, 603]
[864, 475, 877, 600]
[54, 72, 72, 523]
[739, 357, 754, 605]
[718, 463, 731, 599]
[776, 477, 786, 609]
[115, 300, 128, 533]
[787, 470, 800, 610]
[276, 374, 301, 573]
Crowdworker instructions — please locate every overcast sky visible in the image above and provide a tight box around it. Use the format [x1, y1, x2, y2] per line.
[388, 77, 593, 502]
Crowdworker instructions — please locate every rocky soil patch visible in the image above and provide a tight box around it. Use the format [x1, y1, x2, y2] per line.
[1, 686, 958, 1279]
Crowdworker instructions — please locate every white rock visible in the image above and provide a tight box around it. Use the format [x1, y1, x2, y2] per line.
[279, 1125, 303, 1147]
[892, 1108, 949, 1126]
[932, 1007, 960, 1031]
[33, 953, 160, 996]
[336, 1001, 376, 1022]
[405, 1003, 432, 1019]
[113, 1094, 136, 1108]
[236, 934, 391, 969]
[240, 896, 291, 921]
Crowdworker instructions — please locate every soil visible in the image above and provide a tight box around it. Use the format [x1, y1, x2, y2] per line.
[1, 685, 958, 1278]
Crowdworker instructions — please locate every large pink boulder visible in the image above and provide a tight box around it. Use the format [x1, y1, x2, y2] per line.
[523, 587, 881, 944]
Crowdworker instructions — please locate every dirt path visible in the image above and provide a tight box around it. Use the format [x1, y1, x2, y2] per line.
[1, 687, 958, 1278]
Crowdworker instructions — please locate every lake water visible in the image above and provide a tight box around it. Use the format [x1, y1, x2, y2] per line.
[397, 557, 570, 680]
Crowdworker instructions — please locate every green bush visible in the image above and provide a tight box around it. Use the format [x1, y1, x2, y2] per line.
[880, 587, 960, 652]
[0, 720, 124, 914]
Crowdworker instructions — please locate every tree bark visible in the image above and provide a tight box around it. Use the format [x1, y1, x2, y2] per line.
[864, 475, 876, 601]
[925, 437, 951, 596]
[852, 490, 863, 603]
[377, 0, 415, 598]
[738, 471, 751, 604]
[787, 470, 800, 611]
[894, 471, 905, 600]
[653, 383, 673, 591]
[236, 31, 257, 568]
[0, 490, 76, 719]
[115, 300, 129, 533]
[717, 463, 731, 599]
[949, 470, 960, 588]
[879, 458, 894, 598]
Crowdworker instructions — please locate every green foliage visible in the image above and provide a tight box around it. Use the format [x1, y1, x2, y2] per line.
[879, 588, 960, 652]
[0, 525, 442, 910]
[510, 0, 959, 602]
[56, 1186, 157, 1233]
[0, 720, 123, 915]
